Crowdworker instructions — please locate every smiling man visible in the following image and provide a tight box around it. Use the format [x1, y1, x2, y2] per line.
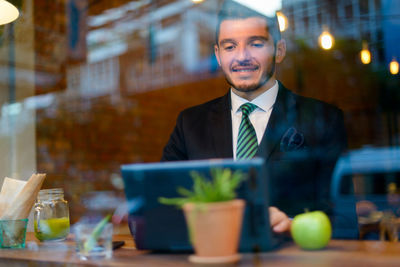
[215, 16, 284, 100]
[162, 0, 358, 238]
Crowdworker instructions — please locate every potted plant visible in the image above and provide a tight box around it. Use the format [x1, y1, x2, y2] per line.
[159, 168, 246, 264]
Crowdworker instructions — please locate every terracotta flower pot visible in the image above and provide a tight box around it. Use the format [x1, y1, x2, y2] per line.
[182, 199, 245, 264]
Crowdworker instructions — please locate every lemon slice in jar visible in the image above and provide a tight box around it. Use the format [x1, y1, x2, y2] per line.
[34, 217, 70, 241]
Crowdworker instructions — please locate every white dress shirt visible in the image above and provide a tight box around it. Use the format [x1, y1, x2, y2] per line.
[231, 81, 279, 160]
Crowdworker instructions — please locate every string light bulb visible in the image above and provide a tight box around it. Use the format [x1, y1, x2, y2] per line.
[360, 41, 371, 65]
[0, 0, 19, 25]
[319, 26, 334, 50]
[390, 58, 399, 75]
[276, 11, 288, 32]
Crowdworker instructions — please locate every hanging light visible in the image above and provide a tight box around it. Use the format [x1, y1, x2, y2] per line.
[360, 41, 371, 65]
[191, 0, 204, 3]
[0, 0, 19, 25]
[319, 26, 334, 50]
[276, 11, 288, 32]
[390, 58, 399, 75]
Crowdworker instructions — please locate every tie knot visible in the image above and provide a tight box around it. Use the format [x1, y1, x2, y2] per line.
[240, 103, 258, 116]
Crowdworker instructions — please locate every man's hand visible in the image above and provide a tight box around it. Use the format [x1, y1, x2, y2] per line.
[269, 206, 291, 233]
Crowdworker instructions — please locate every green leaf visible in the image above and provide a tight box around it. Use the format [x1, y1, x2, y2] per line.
[83, 214, 111, 253]
[158, 197, 188, 207]
[177, 187, 194, 198]
[158, 168, 247, 207]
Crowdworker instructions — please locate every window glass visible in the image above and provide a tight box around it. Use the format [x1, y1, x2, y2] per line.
[0, 0, 399, 237]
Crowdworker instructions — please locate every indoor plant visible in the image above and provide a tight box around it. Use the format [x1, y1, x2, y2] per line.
[159, 168, 246, 264]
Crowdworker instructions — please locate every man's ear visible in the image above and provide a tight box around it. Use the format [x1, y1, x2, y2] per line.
[275, 39, 286, 63]
[214, 44, 221, 66]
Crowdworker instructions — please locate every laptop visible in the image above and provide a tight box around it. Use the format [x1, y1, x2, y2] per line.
[121, 158, 280, 252]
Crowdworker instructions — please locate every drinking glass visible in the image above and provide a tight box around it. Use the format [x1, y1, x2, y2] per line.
[75, 222, 113, 260]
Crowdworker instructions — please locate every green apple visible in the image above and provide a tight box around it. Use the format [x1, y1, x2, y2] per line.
[291, 211, 332, 250]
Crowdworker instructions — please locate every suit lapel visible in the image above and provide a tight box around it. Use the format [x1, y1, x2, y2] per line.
[209, 92, 233, 158]
[257, 83, 297, 162]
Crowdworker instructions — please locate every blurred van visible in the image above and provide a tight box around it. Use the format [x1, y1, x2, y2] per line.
[331, 146, 400, 239]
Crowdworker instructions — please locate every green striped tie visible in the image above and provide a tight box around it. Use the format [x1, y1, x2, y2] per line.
[236, 103, 258, 159]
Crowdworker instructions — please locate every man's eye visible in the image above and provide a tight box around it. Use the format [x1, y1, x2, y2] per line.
[224, 45, 235, 51]
[251, 42, 264, 48]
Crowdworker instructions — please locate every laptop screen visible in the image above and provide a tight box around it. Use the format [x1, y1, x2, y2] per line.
[121, 158, 278, 252]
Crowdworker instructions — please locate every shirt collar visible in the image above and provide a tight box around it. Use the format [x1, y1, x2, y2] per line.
[231, 80, 279, 113]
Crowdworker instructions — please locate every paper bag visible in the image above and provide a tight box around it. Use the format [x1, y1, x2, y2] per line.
[0, 178, 27, 216]
[1, 174, 46, 220]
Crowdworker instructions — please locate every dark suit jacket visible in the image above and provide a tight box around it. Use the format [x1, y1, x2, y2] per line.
[162, 82, 358, 238]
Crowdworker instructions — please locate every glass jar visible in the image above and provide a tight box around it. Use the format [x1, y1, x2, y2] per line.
[34, 188, 70, 242]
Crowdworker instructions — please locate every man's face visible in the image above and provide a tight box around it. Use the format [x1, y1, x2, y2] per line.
[214, 17, 285, 98]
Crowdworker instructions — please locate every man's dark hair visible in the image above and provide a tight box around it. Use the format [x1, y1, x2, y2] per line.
[215, 0, 281, 45]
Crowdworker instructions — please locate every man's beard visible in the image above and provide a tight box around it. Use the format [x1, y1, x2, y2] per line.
[224, 60, 276, 93]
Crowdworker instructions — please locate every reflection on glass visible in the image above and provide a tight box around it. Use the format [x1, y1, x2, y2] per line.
[0, 0, 399, 231]
[360, 42, 371, 65]
[390, 58, 399, 75]
[276, 11, 288, 32]
[319, 27, 334, 50]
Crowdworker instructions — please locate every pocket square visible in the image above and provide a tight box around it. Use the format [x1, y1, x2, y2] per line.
[280, 127, 305, 152]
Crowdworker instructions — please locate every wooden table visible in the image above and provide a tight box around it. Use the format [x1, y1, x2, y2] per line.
[1, 233, 400, 266]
